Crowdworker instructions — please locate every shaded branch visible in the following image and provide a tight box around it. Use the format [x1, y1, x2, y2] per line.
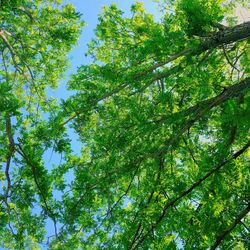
[210, 203, 250, 250]
[16, 145, 58, 237]
[222, 45, 240, 73]
[182, 137, 198, 165]
[158, 77, 250, 156]
[201, 21, 250, 50]
[131, 141, 250, 249]
[0, 29, 21, 73]
[104, 169, 138, 219]
[15, 6, 34, 21]
[4, 115, 15, 201]
[227, 126, 237, 147]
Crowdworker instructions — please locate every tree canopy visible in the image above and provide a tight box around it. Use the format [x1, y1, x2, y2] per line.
[0, 0, 250, 249]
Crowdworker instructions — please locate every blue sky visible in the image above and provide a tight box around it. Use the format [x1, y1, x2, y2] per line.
[67, 0, 160, 70]
[52, 0, 160, 98]
[42, 1, 161, 248]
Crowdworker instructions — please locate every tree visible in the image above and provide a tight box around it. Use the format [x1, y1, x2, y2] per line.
[0, 0, 83, 248]
[1, 0, 250, 249]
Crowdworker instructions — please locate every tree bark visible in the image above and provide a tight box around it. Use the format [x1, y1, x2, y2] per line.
[201, 21, 250, 51]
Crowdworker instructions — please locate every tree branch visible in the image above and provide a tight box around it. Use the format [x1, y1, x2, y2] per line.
[0, 29, 21, 73]
[158, 77, 250, 156]
[61, 22, 250, 126]
[4, 115, 15, 201]
[137, 21, 250, 78]
[16, 145, 58, 238]
[15, 6, 34, 21]
[130, 141, 250, 249]
[210, 203, 250, 250]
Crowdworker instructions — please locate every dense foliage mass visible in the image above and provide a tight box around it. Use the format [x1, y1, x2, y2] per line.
[1, 0, 250, 249]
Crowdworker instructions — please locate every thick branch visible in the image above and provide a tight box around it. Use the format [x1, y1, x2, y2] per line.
[201, 21, 250, 51]
[137, 22, 250, 78]
[61, 22, 250, 126]
[137, 21, 250, 81]
[129, 78, 250, 248]
[158, 77, 250, 156]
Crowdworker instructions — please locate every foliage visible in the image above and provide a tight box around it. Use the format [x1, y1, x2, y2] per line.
[0, 0, 83, 248]
[176, 0, 225, 36]
[1, 0, 250, 249]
